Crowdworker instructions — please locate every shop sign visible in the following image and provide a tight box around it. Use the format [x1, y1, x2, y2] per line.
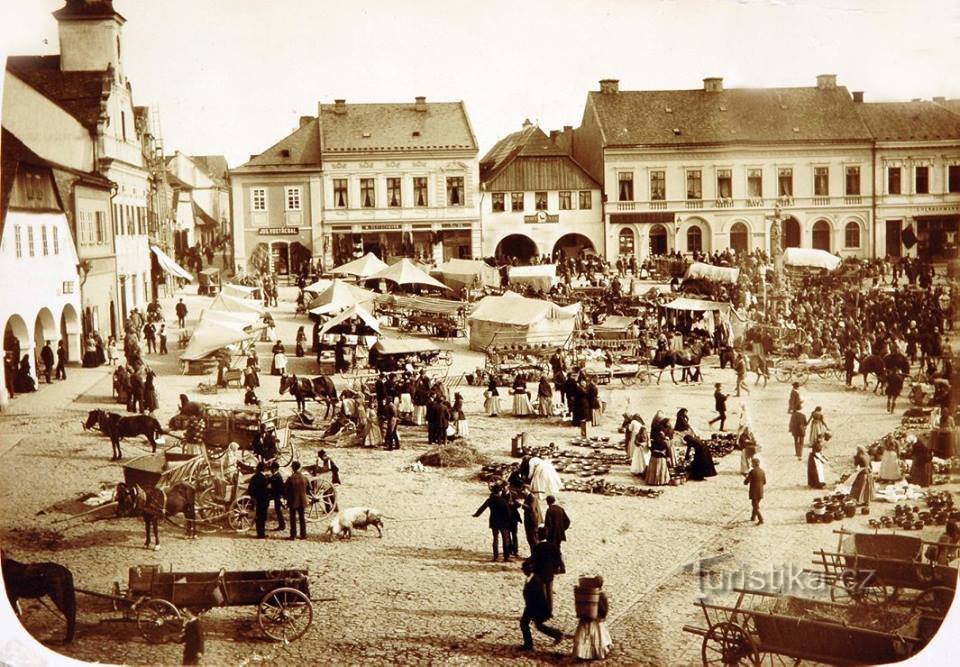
[361, 224, 401, 231]
[610, 212, 675, 224]
[524, 211, 559, 224]
[257, 227, 299, 236]
[441, 222, 470, 229]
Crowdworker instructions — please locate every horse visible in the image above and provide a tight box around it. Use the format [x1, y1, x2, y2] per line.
[115, 482, 198, 547]
[858, 354, 888, 393]
[650, 341, 705, 385]
[280, 373, 338, 419]
[1, 555, 76, 643]
[84, 409, 163, 460]
[884, 351, 911, 376]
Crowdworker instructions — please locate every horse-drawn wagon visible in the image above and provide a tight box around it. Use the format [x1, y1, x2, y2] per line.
[79, 565, 314, 643]
[772, 354, 842, 385]
[182, 404, 296, 467]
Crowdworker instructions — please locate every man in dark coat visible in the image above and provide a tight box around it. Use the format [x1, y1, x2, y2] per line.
[382, 400, 399, 450]
[542, 495, 570, 572]
[473, 484, 513, 562]
[247, 463, 270, 539]
[268, 462, 286, 532]
[317, 449, 341, 485]
[744, 457, 766, 524]
[519, 556, 563, 650]
[55, 340, 67, 380]
[143, 322, 156, 353]
[128, 368, 143, 413]
[334, 336, 349, 374]
[285, 461, 309, 539]
[175, 299, 188, 328]
[40, 341, 54, 384]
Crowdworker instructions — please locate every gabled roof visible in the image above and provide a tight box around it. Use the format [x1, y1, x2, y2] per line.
[233, 118, 321, 172]
[856, 101, 960, 142]
[587, 85, 873, 147]
[192, 201, 219, 227]
[319, 101, 477, 153]
[933, 99, 960, 116]
[480, 124, 600, 191]
[53, 0, 124, 22]
[190, 155, 230, 183]
[6, 55, 106, 131]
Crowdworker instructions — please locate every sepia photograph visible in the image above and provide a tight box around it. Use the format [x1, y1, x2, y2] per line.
[0, 0, 958, 664]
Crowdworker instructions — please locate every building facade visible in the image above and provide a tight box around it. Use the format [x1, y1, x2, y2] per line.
[166, 151, 231, 253]
[572, 76, 876, 262]
[856, 99, 960, 261]
[479, 121, 602, 262]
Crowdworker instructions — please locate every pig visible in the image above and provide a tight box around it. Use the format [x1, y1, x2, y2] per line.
[324, 507, 385, 540]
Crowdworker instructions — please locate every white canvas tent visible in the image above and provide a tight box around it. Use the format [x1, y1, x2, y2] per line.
[372, 337, 439, 355]
[308, 279, 377, 316]
[209, 292, 265, 315]
[369, 258, 449, 290]
[685, 262, 740, 284]
[303, 278, 332, 294]
[199, 308, 263, 331]
[220, 283, 258, 299]
[662, 297, 731, 312]
[468, 291, 579, 351]
[181, 321, 254, 361]
[330, 252, 388, 278]
[317, 304, 382, 336]
[150, 246, 193, 281]
[782, 248, 841, 271]
[507, 264, 557, 291]
[432, 258, 500, 291]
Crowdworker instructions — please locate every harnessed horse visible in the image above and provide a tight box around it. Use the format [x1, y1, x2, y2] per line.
[1, 554, 76, 643]
[83, 409, 164, 460]
[115, 482, 198, 547]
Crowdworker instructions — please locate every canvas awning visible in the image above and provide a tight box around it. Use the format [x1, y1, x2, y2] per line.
[330, 252, 388, 278]
[150, 245, 193, 281]
[782, 247, 842, 271]
[220, 283, 258, 299]
[469, 291, 580, 326]
[432, 258, 500, 290]
[180, 321, 253, 361]
[662, 297, 730, 312]
[507, 264, 557, 291]
[372, 337, 439, 355]
[308, 279, 378, 316]
[375, 293, 464, 315]
[685, 262, 740, 284]
[369, 258, 449, 290]
[199, 308, 263, 331]
[595, 315, 637, 330]
[303, 278, 332, 294]
[318, 304, 381, 336]
[209, 291, 265, 315]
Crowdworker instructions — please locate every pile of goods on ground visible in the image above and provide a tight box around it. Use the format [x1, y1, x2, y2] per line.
[805, 492, 868, 523]
[704, 433, 738, 458]
[569, 435, 620, 450]
[418, 443, 489, 468]
[868, 490, 959, 530]
[901, 407, 935, 429]
[562, 478, 663, 498]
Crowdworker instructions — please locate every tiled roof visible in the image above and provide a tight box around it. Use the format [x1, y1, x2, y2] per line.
[856, 101, 960, 141]
[480, 125, 599, 191]
[319, 101, 477, 153]
[192, 201, 219, 227]
[53, 0, 124, 22]
[190, 155, 230, 183]
[588, 85, 873, 146]
[6, 55, 105, 131]
[233, 118, 321, 171]
[934, 99, 960, 116]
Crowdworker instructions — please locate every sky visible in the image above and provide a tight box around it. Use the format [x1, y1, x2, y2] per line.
[2, 0, 959, 168]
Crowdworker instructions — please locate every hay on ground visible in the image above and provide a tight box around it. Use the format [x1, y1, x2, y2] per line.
[418, 443, 490, 468]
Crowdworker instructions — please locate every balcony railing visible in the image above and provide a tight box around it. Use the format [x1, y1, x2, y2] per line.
[685, 199, 704, 209]
[650, 200, 667, 210]
[715, 198, 734, 208]
[607, 195, 870, 214]
[812, 196, 831, 206]
[844, 196, 862, 205]
[746, 197, 764, 208]
[777, 196, 794, 207]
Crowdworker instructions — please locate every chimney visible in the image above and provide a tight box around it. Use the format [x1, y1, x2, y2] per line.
[299, 115, 313, 128]
[599, 79, 619, 94]
[852, 91, 864, 103]
[334, 99, 346, 115]
[933, 96, 946, 103]
[415, 96, 426, 112]
[563, 125, 572, 132]
[549, 130, 560, 142]
[816, 74, 837, 90]
[703, 77, 723, 93]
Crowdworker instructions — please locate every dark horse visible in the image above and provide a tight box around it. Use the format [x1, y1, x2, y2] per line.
[83, 409, 163, 460]
[651, 341, 705, 385]
[858, 352, 911, 393]
[115, 482, 198, 547]
[1, 555, 76, 643]
[280, 373, 338, 418]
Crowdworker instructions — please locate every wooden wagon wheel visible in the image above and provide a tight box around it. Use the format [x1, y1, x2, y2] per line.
[773, 360, 792, 383]
[910, 586, 955, 617]
[228, 495, 255, 532]
[306, 479, 337, 522]
[136, 598, 183, 643]
[830, 569, 896, 606]
[792, 367, 809, 386]
[257, 587, 313, 642]
[701, 621, 760, 666]
[620, 371, 636, 386]
[194, 487, 229, 532]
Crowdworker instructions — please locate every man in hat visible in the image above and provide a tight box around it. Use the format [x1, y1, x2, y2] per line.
[708, 383, 728, 431]
[744, 457, 766, 525]
[268, 462, 286, 532]
[247, 463, 270, 539]
[316, 449, 341, 485]
[473, 483, 513, 562]
[285, 461, 308, 540]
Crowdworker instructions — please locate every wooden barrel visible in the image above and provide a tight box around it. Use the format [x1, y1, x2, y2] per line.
[574, 585, 600, 620]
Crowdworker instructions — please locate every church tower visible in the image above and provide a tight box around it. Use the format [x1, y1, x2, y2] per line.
[53, 0, 126, 77]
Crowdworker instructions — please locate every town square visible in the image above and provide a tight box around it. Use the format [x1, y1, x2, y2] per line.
[0, 1, 958, 665]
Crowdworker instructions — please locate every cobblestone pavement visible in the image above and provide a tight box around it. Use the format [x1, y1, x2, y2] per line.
[0, 285, 955, 665]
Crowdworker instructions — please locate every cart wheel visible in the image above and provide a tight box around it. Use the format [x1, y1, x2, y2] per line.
[636, 367, 652, 385]
[136, 598, 183, 643]
[773, 361, 792, 383]
[306, 479, 337, 522]
[701, 621, 760, 666]
[228, 495, 255, 532]
[195, 487, 227, 533]
[275, 441, 295, 468]
[258, 587, 313, 642]
[911, 586, 955, 617]
[834, 570, 895, 606]
[620, 373, 636, 386]
[793, 368, 809, 386]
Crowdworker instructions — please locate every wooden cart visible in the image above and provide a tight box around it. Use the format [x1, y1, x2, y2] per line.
[79, 565, 313, 643]
[198, 405, 295, 467]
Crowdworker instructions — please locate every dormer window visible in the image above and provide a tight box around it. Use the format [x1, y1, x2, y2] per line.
[279, 149, 290, 158]
[412, 131, 421, 137]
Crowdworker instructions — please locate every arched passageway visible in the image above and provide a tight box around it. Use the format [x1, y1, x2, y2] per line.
[495, 234, 539, 264]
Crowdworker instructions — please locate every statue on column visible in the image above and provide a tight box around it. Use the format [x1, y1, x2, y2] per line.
[767, 203, 784, 290]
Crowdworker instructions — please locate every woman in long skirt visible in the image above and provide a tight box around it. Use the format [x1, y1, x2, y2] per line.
[536, 377, 553, 417]
[528, 457, 562, 518]
[807, 438, 828, 489]
[645, 435, 671, 486]
[807, 407, 829, 446]
[452, 393, 468, 438]
[848, 445, 876, 505]
[738, 428, 758, 474]
[364, 404, 384, 448]
[142, 369, 159, 416]
[630, 420, 650, 476]
[908, 435, 933, 487]
[878, 436, 901, 482]
[683, 434, 717, 480]
[484, 378, 501, 417]
[398, 384, 415, 422]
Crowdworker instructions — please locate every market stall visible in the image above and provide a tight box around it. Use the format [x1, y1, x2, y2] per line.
[220, 283, 260, 299]
[329, 252, 388, 279]
[209, 291, 266, 315]
[307, 279, 378, 316]
[468, 291, 579, 351]
[432, 258, 500, 293]
[367, 336, 449, 373]
[375, 293, 465, 337]
[314, 304, 381, 373]
[368, 258, 450, 292]
[507, 264, 557, 292]
[683, 261, 740, 284]
[782, 247, 842, 271]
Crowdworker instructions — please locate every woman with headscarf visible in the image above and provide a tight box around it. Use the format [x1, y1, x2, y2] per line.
[295, 326, 307, 358]
[645, 412, 672, 486]
[683, 434, 717, 480]
[807, 438, 828, 489]
[848, 445, 876, 505]
[536, 376, 553, 417]
[627, 415, 649, 476]
[512, 372, 533, 417]
[142, 368, 159, 416]
[451, 393, 467, 437]
[484, 378, 501, 417]
[13, 355, 36, 393]
[586, 378, 601, 427]
[908, 435, 933, 487]
[878, 435, 902, 482]
[526, 456, 562, 519]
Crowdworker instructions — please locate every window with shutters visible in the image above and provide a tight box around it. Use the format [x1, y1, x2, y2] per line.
[333, 179, 348, 208]
[492, 193, 505, 212]
[387, 178, 401, 207]
[413, 177, 428, 206]
[618, 172, 634, 201]
[360, 178, 375, 208]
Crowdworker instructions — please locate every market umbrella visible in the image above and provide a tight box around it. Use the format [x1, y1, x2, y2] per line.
[369, 258, 450, 290]
[330, 252, 388, 279]
[317, 304, 382, 336]
[308, 279, 378, 316]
